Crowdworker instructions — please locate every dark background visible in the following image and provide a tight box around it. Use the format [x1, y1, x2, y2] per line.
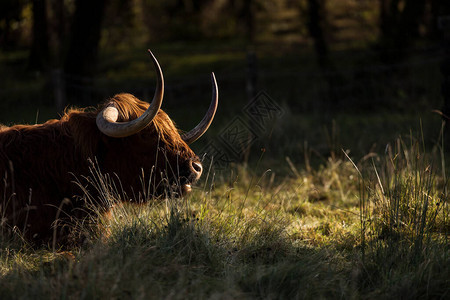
[1, 0, 450, 171]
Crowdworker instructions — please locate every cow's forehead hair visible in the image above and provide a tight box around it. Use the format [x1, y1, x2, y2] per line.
[105, 93, 194, 154]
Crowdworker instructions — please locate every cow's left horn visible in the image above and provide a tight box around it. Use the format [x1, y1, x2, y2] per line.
[96, 50, 164, 138]
[182, 72, 218, 144]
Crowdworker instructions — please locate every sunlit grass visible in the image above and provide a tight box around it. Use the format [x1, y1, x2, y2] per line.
[1, 130, 448, 298]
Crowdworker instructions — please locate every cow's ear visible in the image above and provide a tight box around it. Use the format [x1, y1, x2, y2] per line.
[66, 112, 99, 159]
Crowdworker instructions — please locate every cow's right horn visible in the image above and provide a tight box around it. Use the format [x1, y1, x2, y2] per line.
[181, 72, 218, 144]
[96, 50, 164, 138]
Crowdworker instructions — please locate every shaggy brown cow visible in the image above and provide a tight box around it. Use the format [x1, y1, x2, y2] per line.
[0, 50, 218, 245]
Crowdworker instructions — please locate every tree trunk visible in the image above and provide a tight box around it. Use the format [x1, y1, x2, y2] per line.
[64, 0, 106, 77]
[378, 0, 426, 62]
[64, 0, 106, 105]
[49, 0, 67, 66]
[307, 0, 328, 69]
[306, 0, 344, 111]
[399, 0, 426, 41]
[28, 0, 50, 71]
[242, 0, 255, 43]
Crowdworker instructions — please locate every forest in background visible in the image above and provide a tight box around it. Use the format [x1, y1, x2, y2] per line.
[2, 0, 450, 164]
[1, 0, 448, 100]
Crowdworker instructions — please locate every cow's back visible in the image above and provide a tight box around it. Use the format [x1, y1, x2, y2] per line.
[0, 119, 89, 244]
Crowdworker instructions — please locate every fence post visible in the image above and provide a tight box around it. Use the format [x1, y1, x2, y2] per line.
[52, 69, 66, 114]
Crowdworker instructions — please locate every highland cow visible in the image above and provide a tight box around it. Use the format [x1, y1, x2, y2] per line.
[0, 50, 218, 245]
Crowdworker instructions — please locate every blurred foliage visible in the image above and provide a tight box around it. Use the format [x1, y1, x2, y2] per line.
[0, 0, 31, 48]
[0, 0, 385, 51]
[0, 0, 448, 161]
[0, 0, 440, 70]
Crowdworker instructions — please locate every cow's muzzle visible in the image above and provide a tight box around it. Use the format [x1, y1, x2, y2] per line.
[177, 160, 203, 195]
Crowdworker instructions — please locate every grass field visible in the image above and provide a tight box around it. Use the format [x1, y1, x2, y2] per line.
[0, 43, 449, 298]
[0, 131, 448, 298]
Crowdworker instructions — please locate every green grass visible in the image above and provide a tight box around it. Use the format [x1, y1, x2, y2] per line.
[0, 131, 448, 299]
[0, 42, 448, 298]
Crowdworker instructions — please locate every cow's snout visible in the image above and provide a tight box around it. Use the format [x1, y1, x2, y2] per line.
[190, 161, 203, 181]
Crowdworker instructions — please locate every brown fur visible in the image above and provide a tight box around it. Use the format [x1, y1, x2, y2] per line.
[0, 93, 199, 245]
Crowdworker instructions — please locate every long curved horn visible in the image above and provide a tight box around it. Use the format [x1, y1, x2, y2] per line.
[96, 50, 164, 138]
[182, 73, 218, 144]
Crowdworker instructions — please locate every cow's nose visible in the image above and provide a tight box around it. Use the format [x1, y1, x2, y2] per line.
[190, 161, 203, 180]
